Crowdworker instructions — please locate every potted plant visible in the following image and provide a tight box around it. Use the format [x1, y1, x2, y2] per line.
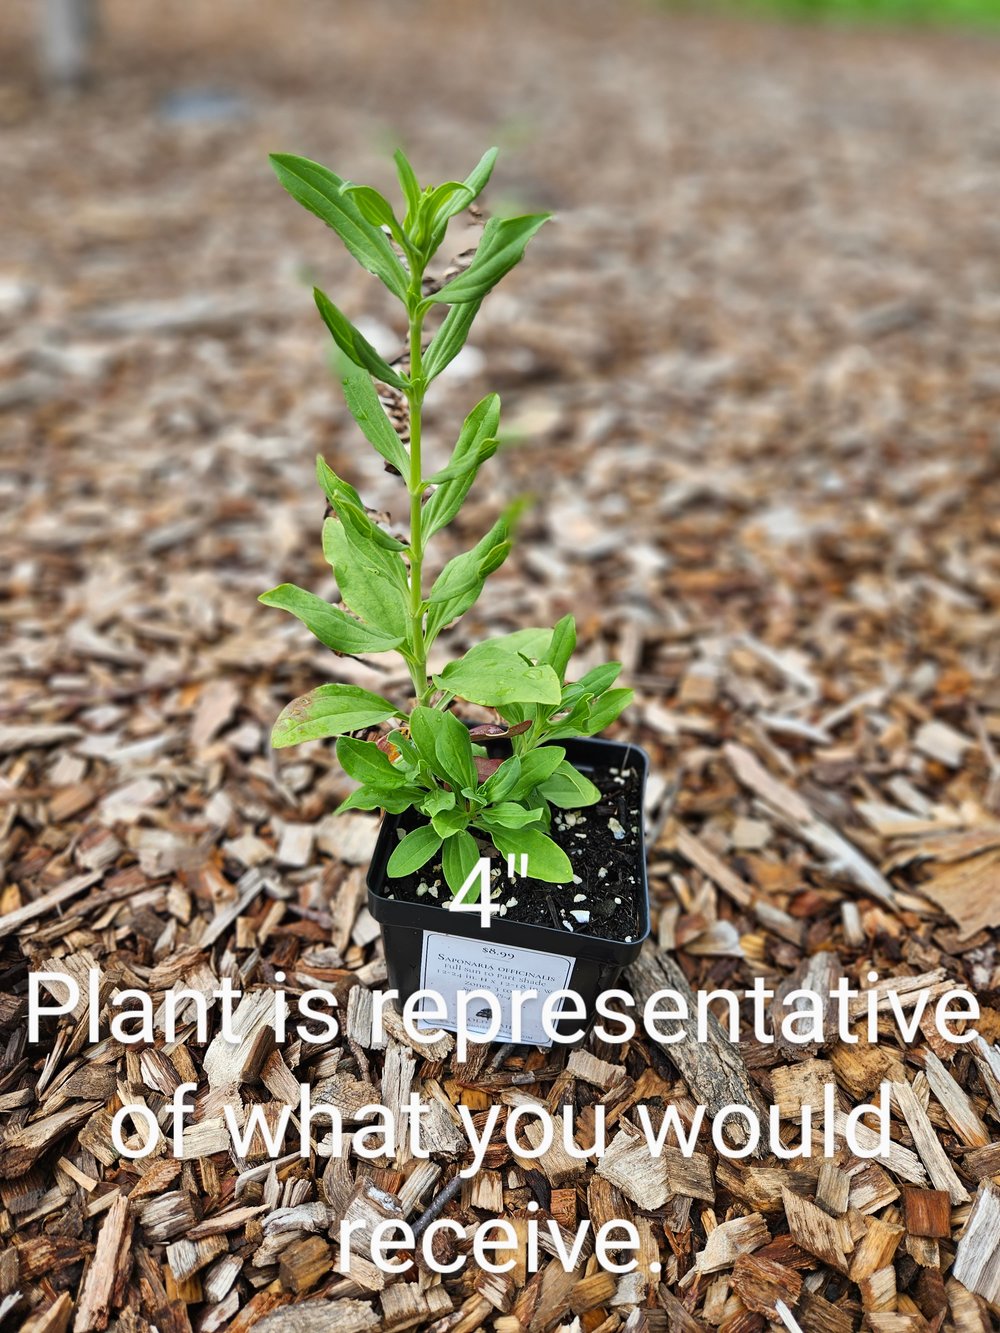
[262, 146, 650, 1046]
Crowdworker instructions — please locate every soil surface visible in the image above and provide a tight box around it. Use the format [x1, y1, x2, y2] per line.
[377, 759, 647, 942]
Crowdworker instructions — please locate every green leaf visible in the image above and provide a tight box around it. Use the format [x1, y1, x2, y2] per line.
[315, 453, 364, 511]
[422, 299, 483, 382]
[419, 148, 499, 253]
[460, 147, 499, 205]
[545, 615, 577, 681]
[408, 707, 478, 793]
[423, 436, 497, 485]
[431, 806, 471, 838]
[316, 456, 406, 552]
[387, 824, 443, 877]
[322, 519, 410, 639]
[340, 364, 410, 475]
[427, 515, 511, 605]
[476, 802, 542, 831]
[583, 688, 634, 734]
[336, 736, 411, 788]
[420, 788, 456, 818]
[270, 154, 408, 300]
[478, 754, 522, 803]
[486, 826, 572, 884]
[542, 696, 594, 741]
[259, 584, 403, 655]
[425, 502, 522, 645]
[508, 746, 565, 799]
[323, 513, 407, 591]
[343, 183, 404, 241]
[422, 394, 502, 539]
[433, 709, 478, 793]
[495, 626, 554, 661]
[424, 559, 501, 645]
[271, 684, 400, 748]
[337, 784, 424, 814]
[433, 642, 561, 708]
[442, 830, 480, 897]
[421, 180, 472, 232]
[314, 287, 407, 390]
[394, 149, 421, 227]
[577, 662, 622, 694]
[409, 706, 445, 773]
[538, 760, 601, 809]
[429, 213, 551, 305]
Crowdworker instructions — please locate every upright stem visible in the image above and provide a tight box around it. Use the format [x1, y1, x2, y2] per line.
[405, 284, 431, 706]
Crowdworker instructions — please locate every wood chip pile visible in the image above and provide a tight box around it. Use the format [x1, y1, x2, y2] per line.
[1, 1, 1000, 1329]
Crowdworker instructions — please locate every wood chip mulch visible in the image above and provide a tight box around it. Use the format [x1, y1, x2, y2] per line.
[2, 1, 1000, 1330]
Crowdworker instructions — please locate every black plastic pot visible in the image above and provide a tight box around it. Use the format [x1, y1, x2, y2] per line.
[366, 737, 650, 1047]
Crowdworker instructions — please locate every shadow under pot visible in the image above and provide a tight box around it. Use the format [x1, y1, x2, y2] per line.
[366, 736, 651, 1048]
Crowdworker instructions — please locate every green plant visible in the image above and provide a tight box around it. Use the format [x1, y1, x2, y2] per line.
[261, 146, 632, 895]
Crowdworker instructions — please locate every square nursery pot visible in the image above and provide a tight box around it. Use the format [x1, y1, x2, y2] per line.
[366, 736, 651, 1048]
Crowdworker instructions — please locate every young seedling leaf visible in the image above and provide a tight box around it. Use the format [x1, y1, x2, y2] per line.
[542, 695, 594, 741]
[314, 287, 408, 390]
[271, 684, 400, 748]
[270, 153, 409, 300]
[387, 824, 443, 877]
[430, 213, 551, 305]
[315, 454, 365, 511]
[258, 584, 403, 654]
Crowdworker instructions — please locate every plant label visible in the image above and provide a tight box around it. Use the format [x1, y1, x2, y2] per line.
[417, 930, 574, 1048]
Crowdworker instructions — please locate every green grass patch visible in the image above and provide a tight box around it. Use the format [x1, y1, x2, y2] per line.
[671, 0, 1000, 25]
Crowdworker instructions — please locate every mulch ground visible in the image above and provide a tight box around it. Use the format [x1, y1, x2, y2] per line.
[2, 1, 1000, 1329]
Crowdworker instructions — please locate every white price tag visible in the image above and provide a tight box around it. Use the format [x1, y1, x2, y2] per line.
[417, 931, 574, 1048]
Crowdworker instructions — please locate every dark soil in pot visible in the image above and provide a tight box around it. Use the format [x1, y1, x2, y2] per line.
[375, 755, 645, 942]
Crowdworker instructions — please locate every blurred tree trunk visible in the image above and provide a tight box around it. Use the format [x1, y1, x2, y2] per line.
[40, 0, 96, 91]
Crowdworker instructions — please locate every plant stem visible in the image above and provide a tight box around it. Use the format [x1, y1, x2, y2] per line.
[406, 284, 431, 706]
